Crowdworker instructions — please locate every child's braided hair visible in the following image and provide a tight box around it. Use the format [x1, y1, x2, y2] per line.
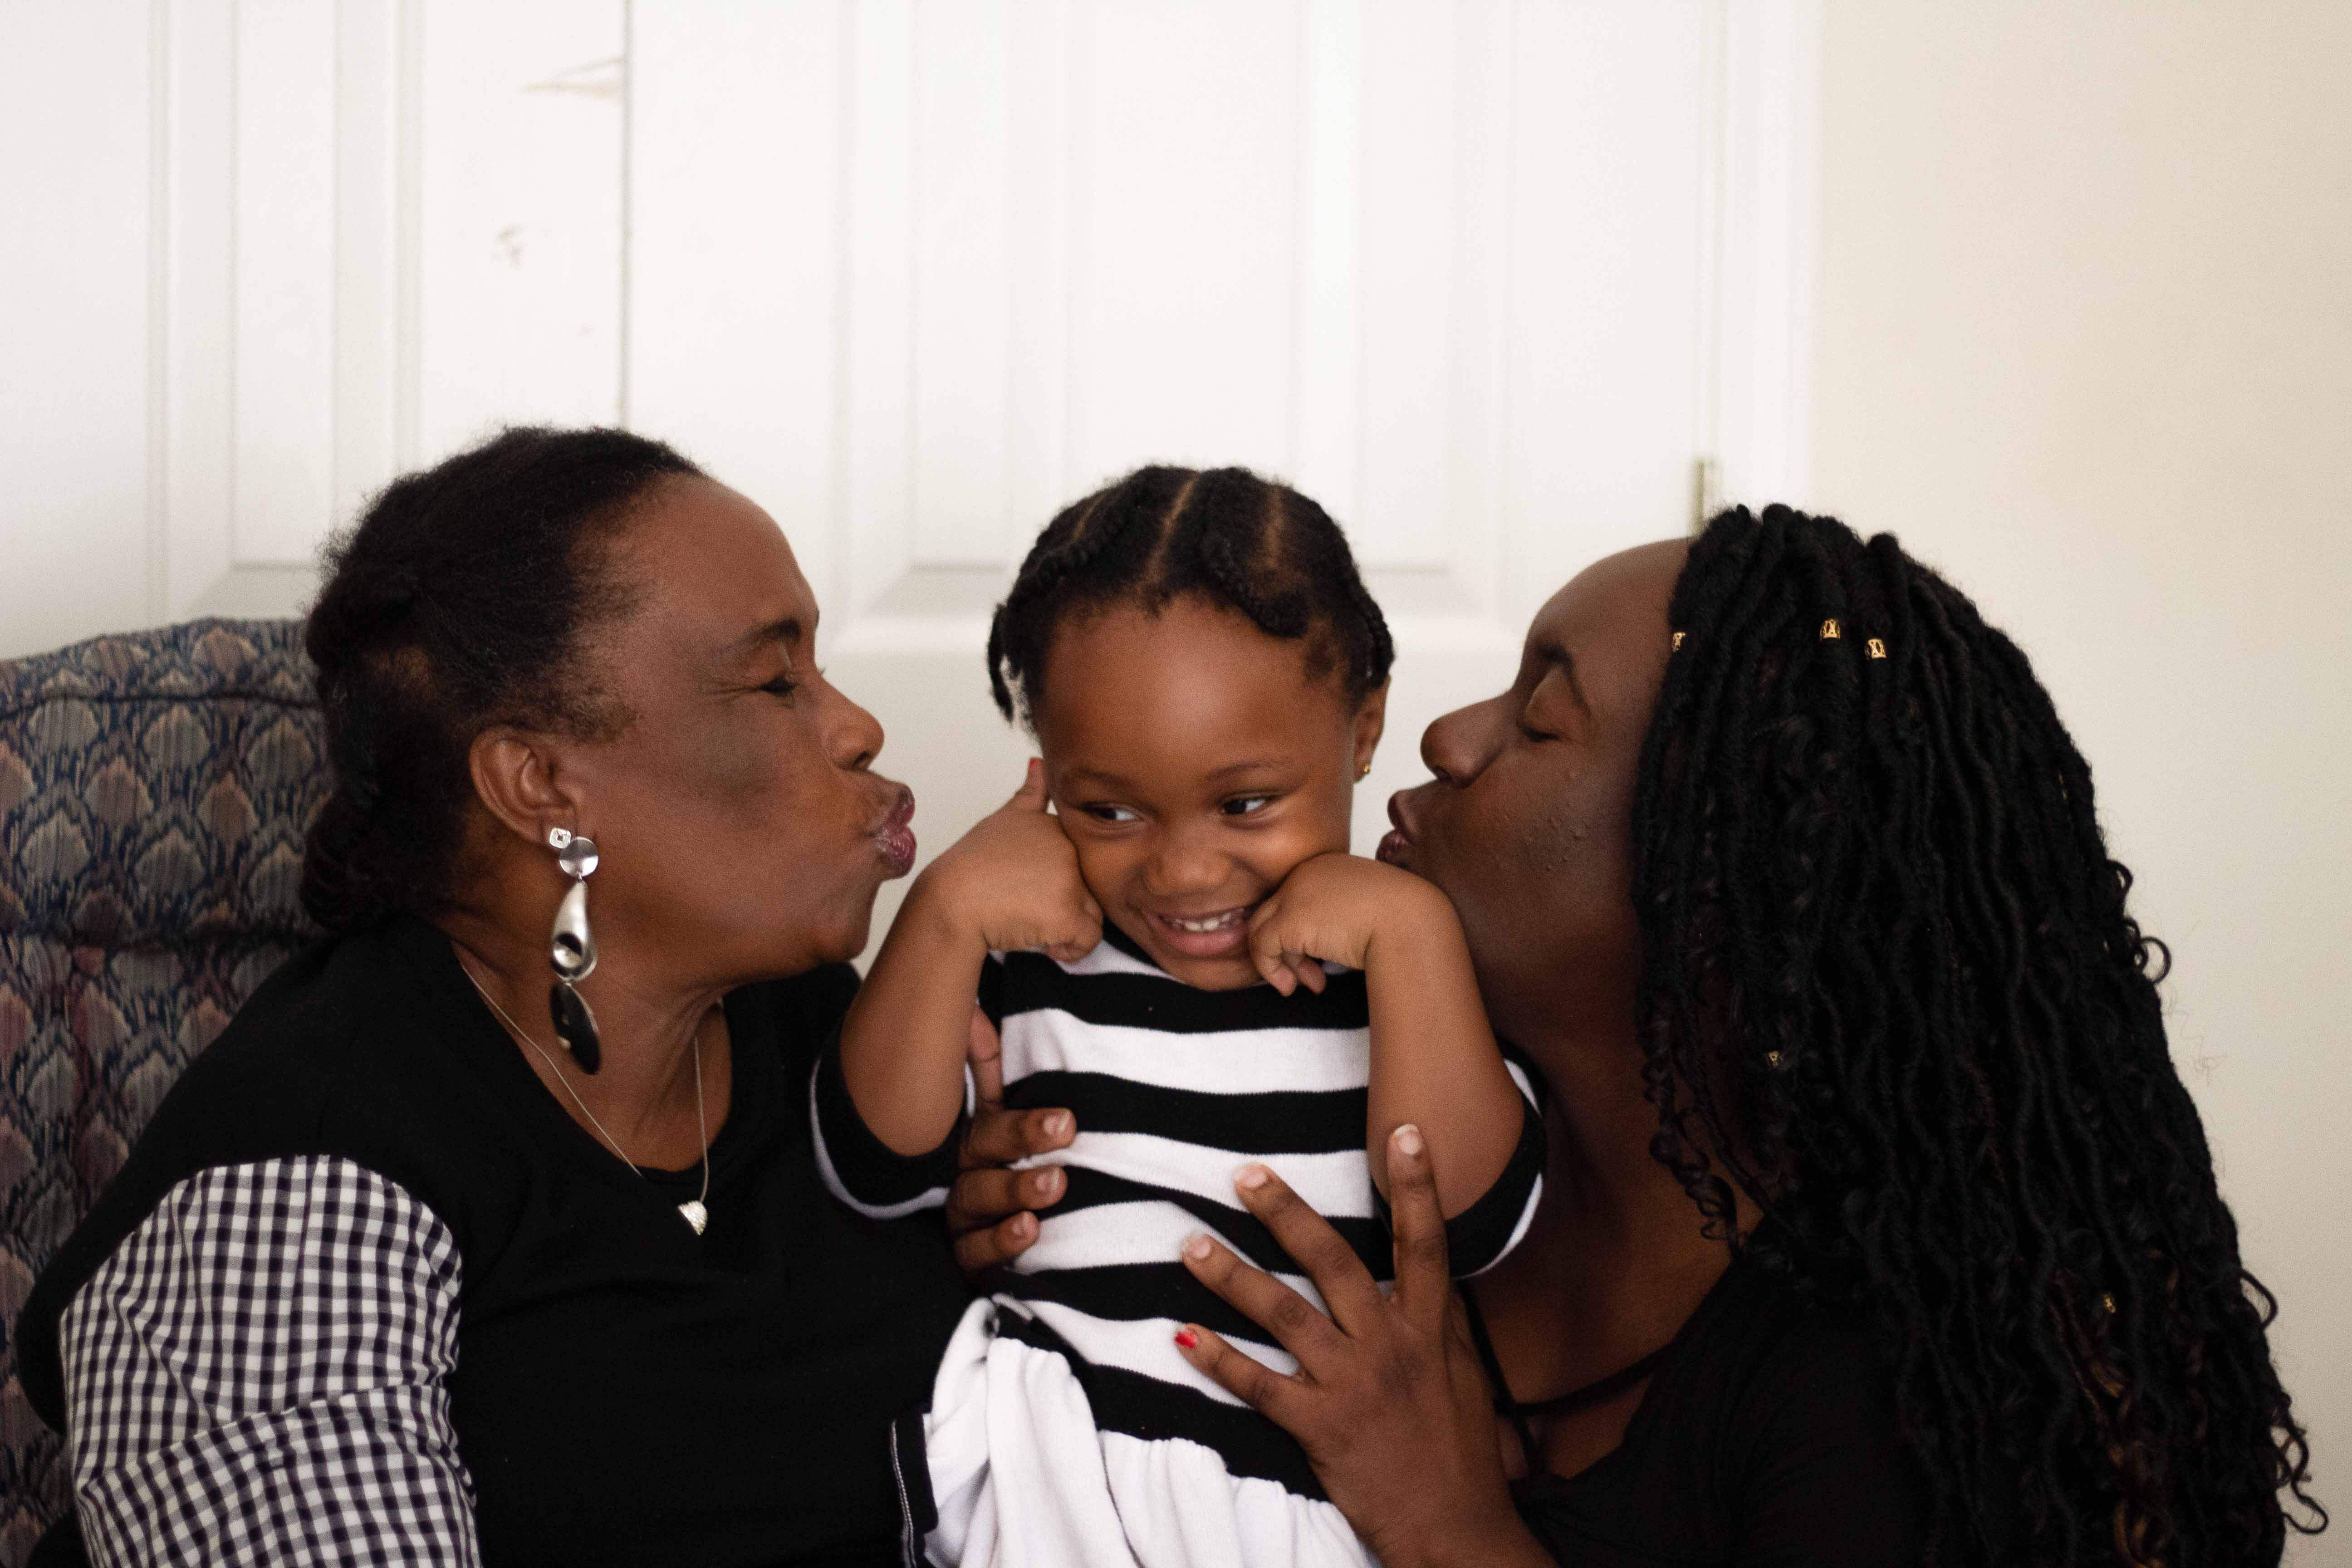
[985, 465, 1393, 728]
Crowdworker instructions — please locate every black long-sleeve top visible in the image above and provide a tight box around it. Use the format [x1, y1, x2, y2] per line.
[17, 912, 970, 1567]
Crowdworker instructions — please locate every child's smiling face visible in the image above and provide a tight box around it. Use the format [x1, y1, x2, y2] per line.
[1032, 594, 1386, 990]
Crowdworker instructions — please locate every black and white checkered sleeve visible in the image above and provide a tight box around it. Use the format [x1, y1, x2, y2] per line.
[58, 1156, 480, 1566]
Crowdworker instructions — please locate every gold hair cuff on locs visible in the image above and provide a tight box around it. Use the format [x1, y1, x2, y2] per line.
[1678, 625, 1886, 657]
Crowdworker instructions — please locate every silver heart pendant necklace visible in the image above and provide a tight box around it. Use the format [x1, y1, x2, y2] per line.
[462, 958, 711, 1235]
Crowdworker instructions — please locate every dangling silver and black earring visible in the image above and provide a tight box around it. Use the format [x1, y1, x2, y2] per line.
[546, 826, 603, 1074]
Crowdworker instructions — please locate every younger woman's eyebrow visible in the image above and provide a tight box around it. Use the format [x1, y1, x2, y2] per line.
[1534, 639, 1591, 712]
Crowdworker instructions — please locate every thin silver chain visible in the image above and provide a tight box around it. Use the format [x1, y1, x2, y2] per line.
[458, 957, 711, 1220]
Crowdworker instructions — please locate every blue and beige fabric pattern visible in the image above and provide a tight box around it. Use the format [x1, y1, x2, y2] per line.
[0, 619, 323, 1562]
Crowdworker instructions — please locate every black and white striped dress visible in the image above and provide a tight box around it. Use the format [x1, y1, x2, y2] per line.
[813, 924, 1546, 1568]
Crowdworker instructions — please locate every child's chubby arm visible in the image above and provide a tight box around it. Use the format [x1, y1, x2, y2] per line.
[1247, 853, 1530, 1229]
[840, 760, 1103, 1156]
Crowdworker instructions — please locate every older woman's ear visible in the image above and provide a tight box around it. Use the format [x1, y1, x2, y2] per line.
[467, 726, 585, 849]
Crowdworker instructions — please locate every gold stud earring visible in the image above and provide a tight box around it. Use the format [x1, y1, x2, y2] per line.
[1357, 762, 1372, 779]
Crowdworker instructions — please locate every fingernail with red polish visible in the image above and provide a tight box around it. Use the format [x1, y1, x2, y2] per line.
[1174, 1328, 1199, 1349]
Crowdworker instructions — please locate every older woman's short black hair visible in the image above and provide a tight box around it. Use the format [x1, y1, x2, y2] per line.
[300, 426, 701, 931]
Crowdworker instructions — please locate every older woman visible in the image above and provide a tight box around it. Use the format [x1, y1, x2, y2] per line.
[18, 428, 972, 1565]
[970, 508, 2324, 1566]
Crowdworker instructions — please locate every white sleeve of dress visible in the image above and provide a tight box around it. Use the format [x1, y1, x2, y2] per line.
[57, 1156, 481, 1567]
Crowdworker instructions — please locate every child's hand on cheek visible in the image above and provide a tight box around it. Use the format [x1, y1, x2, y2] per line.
[916, 759, 1105, 963]
[1247, 853, 1453, 996]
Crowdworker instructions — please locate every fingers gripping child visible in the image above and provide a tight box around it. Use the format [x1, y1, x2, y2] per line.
[818, 465, 1544, 1568]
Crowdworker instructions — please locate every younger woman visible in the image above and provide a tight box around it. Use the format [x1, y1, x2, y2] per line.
[811, 466, 1545, 1567]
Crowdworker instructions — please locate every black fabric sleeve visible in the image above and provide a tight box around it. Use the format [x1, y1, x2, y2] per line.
[1369, 1077, 1547, 1279]
[976, 953, 1007, 1029]
[1438, 1088, 1547, 1277]
[808, 1023, 967, 1218]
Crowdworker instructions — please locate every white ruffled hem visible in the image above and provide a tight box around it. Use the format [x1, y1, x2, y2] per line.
[923, 1298, 1376, 1568]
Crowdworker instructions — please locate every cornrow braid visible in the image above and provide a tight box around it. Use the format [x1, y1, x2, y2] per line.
[987, 465, 1392, 728]
[985, 469, 1186, 720]
[1632, 505, 2322, 1567]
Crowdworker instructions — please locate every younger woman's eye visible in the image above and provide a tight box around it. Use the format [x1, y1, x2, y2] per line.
[1082, 804, 1140, 824]
[1220, 794, 1274, 817]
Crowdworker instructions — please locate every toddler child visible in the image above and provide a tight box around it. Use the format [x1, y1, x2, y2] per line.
[810, 466, 1544, 1568]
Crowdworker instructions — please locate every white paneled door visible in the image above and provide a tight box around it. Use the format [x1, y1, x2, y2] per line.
[0, 0, 1817, 957]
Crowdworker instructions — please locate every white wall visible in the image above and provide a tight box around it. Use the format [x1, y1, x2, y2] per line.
[1810, 4, 2352, 1555]
[0, 0, 1813, 948]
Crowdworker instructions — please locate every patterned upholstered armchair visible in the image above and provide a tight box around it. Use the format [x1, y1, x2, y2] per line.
[0, 620, 323, 1562]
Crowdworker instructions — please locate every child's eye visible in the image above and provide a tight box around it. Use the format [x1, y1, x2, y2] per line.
[1082, 804, 1141, 824]
[1220, 794, 1274, 817]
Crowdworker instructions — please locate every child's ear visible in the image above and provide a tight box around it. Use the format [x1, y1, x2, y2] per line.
[1349, 681, 1390, 778]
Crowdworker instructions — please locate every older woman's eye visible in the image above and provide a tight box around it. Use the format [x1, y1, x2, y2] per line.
[1221, 794, 1274, 817]
[760, 675, 800, 700]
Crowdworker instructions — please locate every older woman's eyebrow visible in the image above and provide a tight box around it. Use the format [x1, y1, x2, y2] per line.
[729, 615, 807, 659]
